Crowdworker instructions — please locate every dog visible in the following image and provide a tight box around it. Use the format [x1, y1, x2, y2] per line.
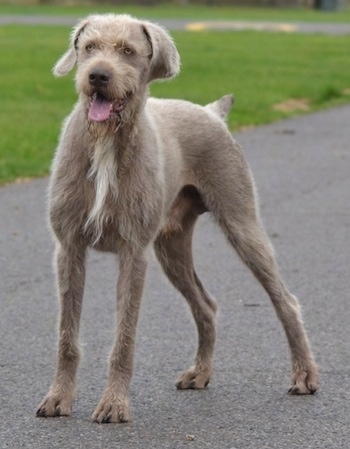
[36, 14, 318, 423]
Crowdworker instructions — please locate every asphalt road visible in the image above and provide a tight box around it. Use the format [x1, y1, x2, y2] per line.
[1, 15, 350, 34]
[1, 104, 349, 448]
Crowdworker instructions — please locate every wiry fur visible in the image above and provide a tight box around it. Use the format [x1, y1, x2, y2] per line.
[37, 14, 318, 424]
[85, 136, 118, 243]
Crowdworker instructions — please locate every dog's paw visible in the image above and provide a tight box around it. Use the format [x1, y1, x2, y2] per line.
[36, 393, 73, 417]
[176, 365, 211, 390]
[92, 394, 130, 423]
[288, 365, 319, 395]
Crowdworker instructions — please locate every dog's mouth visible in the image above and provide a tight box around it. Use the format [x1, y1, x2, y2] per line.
[88, 92, 131, 122]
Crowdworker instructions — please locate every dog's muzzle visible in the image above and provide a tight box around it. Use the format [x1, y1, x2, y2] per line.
[88, 68, 131, 122]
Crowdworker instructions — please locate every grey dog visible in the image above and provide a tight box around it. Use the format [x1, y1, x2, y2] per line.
[36, 14, 318, 423]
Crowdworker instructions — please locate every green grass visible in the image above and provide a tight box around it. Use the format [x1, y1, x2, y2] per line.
[1, 3, 350, 22]
[1, 24, 350, 185]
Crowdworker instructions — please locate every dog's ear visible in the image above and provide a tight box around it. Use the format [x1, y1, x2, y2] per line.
[53, 18, 90, 77]
[141, 22, 180, 82]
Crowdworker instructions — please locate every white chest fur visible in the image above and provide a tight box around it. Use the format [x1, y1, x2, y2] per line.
[84, 136, 118, 243]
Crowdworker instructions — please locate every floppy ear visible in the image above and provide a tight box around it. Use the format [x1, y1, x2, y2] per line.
[142, 21, 180, 82]
[53, 18, 90, 77]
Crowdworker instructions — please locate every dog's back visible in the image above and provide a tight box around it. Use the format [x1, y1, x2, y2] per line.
[147, 94, 233, 126]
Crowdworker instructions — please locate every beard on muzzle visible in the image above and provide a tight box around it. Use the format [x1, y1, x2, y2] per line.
[87, 115, 121, 142]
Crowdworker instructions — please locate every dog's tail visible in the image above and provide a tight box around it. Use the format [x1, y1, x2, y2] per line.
[205, 94, 234, 123]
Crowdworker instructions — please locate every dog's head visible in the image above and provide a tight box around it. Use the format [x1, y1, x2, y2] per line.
[53, 14, 180, 123]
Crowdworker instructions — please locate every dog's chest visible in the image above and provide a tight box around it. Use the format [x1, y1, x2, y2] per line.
[51, 174, 156, 251]
[51, 134, 163, 250]
[84, 175, 160, 251]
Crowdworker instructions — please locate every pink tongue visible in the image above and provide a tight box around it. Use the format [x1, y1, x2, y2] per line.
[88, 94, 113, 122]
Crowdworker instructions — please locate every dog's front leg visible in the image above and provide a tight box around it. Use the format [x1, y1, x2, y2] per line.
[92, 245, 147, 423]
[37, 242, 86, 417]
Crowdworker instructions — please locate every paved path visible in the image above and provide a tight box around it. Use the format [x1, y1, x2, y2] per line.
[1, 105, 349, 448]
[1, 15, 350, 34]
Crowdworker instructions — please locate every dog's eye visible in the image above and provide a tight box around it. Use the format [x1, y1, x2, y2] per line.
[85, 44, 95, 53]
[123, 47, 134, 56]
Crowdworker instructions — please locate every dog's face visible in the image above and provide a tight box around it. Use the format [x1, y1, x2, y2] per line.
[53, 14, 180, 123]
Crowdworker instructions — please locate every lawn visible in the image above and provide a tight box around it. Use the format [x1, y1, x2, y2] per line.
[0, 22, 350, 185]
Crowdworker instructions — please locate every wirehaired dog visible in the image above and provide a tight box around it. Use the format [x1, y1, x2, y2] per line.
[36, 14, 318, 423]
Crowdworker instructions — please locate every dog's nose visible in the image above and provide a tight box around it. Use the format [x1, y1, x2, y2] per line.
[89, 68, 111, 86]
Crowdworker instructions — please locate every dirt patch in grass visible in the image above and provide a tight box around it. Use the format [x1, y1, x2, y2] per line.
[273, 98, 310, 112]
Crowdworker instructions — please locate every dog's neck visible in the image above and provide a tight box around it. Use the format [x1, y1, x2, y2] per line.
[84, 89, 147, 159]
[86, 116, 141, 168]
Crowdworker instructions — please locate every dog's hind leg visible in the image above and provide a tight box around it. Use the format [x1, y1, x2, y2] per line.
[201, 144, 319, 394]
[222, 219, 318, 394]
[36, 242, 86, 417]
[154, 186, 217, 390]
